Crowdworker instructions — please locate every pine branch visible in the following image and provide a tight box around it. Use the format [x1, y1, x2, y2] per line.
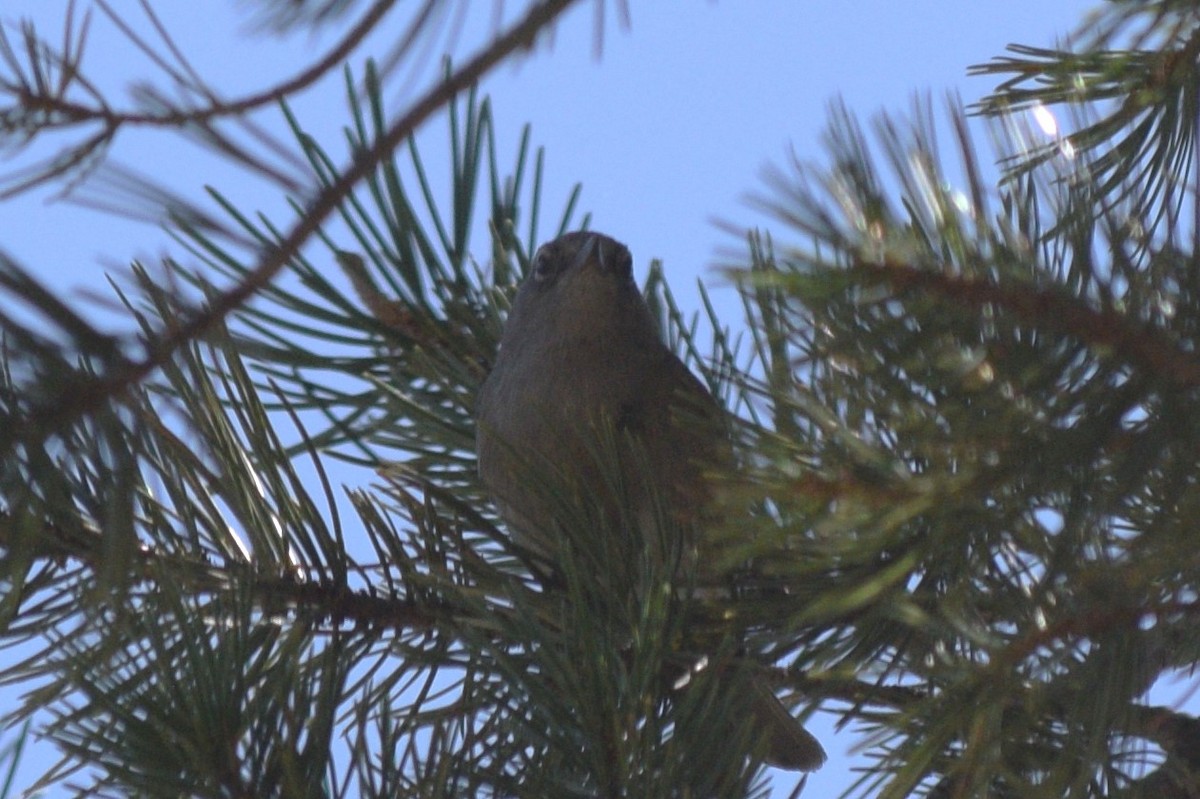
[4, 0, 582, 454]
[850, 256, 1200, 387]
[970, 4, 1200, 230]
[113, 0, 577, 395]
[7, 1, 1200, 795]
[0, 510, 447, 633]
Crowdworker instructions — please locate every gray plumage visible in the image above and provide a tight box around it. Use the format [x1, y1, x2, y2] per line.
[476, 230, 825, 771]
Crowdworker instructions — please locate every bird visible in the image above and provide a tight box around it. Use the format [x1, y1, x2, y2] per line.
[475, 230, 826, 772]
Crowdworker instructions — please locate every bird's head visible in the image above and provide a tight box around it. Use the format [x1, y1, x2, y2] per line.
[501, 231, 657, 356]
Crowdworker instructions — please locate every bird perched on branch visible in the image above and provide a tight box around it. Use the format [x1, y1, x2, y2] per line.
[476, 230, 825, 772]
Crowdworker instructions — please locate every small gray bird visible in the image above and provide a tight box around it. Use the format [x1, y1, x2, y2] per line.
[475, 230, 826, 771]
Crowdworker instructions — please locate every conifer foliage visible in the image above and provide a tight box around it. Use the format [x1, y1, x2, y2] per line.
[2, 1, 1200, 797]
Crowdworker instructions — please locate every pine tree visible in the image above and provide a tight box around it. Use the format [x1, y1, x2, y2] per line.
[2, 1, 1200, 797]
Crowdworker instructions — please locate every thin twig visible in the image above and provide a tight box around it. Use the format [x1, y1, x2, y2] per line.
[83, 0, 401, 126]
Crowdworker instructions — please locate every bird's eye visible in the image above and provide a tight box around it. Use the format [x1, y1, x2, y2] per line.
[615, 248, 633, 279]
[531, 248, 554, 282]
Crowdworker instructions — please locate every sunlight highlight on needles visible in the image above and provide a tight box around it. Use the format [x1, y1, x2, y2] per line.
[1031, 102, 1076, 160]
[1032, 102, 1059, 137]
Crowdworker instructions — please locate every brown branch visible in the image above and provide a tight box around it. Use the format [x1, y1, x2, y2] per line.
[991, 595, 1200, 682]
[853, 258, 1200, 387]
[781, 670, 927, 712]
[0, 509, 443, 632]
[18, 0, 580, 439]
[255, 574, 445, 631]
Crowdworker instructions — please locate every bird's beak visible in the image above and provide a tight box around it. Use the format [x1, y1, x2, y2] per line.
[592, 235, 610, 272]
[572, 234, 598, 273]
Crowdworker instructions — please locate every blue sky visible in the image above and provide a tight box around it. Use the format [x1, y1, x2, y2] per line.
[4, 2, 1099, 315]
[0, 2, 1100, 796]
